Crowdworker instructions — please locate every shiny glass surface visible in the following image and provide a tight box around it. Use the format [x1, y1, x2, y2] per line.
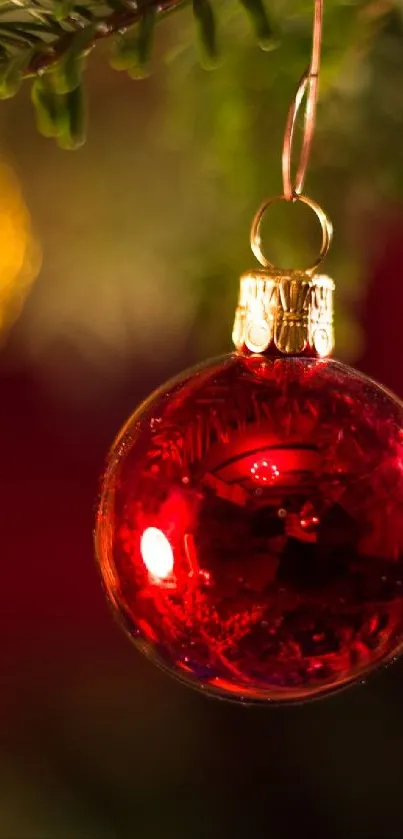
[96, 355, 403, 702]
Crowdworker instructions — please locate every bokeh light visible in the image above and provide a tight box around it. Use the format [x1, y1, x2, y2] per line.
[0, 161, 40, 340]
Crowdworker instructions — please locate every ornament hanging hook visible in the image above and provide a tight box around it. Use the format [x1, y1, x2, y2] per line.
[248, 0, 331, 274]
[282, 0, 323, 201]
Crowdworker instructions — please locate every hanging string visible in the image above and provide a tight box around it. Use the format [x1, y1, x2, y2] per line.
[282, 0, 323, 202]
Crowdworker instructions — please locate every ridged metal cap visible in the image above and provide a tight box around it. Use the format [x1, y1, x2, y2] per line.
[232, 269, 334, 357]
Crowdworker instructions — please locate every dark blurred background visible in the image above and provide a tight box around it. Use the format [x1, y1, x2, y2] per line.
[1, 2, 403, 836]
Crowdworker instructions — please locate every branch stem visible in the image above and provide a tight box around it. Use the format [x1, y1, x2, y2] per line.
[22, 0, 187, 78]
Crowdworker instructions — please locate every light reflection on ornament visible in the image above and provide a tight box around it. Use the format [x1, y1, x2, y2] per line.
[250, 459, 280, 484]
[140, 527, 174, 580]
[301, 516, 319, 528]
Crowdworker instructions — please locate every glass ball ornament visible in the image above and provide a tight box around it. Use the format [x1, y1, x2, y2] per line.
[95, 353, 403, 703]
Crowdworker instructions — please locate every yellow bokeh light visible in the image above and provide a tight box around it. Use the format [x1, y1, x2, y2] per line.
[0, 161, 40, 339]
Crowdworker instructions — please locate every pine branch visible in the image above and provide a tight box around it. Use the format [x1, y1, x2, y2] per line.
[0, 0, 275, 147]
[23, 1, 186, 78]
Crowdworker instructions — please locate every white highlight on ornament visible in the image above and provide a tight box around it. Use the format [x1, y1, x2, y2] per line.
[141, 527, 174, 580]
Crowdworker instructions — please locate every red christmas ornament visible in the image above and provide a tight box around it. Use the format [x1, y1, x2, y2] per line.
[95, 1, 403, 701]
[95, 195, 403, 703]
[96, 352, 403, 703]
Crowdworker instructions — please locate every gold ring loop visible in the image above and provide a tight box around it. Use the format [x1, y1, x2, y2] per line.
[250, 193, 333, 275]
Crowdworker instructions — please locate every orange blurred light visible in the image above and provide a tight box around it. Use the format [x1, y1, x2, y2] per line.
[0, 162, 40, 339]
[140, 527, 174, 580]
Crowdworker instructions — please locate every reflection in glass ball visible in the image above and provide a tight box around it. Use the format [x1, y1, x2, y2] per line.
[96, 355, 403, 703]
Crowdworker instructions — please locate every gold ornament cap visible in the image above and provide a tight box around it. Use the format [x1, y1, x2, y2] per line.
[232, 269, 334, 357]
